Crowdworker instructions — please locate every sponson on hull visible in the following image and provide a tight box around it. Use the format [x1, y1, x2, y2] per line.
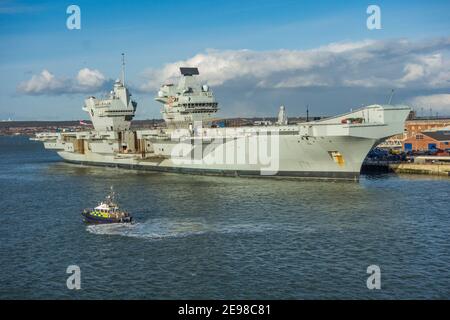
[33, 57, 411, 181]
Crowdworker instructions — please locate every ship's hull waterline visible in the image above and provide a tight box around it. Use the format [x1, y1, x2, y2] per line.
[62, 158, 361, 181]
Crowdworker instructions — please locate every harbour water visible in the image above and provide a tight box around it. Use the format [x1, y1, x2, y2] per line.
[0, 136, 449, 299]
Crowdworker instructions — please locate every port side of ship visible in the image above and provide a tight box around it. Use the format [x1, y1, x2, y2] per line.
[34, 66, 410, 181]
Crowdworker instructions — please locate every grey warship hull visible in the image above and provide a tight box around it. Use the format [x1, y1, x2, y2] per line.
[34, 66, 411, 181]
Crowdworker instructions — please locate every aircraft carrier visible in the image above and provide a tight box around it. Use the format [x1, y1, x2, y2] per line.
[33, 60, 411, 181]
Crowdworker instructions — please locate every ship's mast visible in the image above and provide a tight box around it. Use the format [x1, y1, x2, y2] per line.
[82, 53, 137, 132]
[121, 53, 125, 86]
[388, 89, 395, 105]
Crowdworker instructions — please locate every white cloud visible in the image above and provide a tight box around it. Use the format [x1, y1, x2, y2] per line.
[17, 37, 450, 108]
[409, 94, 450, 114]
[272, 74, 331, 88]
[140, 37, 450, 92]
[400, 64, 425, 82]
[400, 54, 450, 86]
[18, 68, 108, 95]
[17, 70, 65, 95]
[76, 68, 106, 88]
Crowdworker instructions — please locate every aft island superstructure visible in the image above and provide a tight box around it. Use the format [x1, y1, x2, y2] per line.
[34, 64, 410, 181]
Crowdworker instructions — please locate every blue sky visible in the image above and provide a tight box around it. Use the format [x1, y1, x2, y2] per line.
[1, 0, 449, 120]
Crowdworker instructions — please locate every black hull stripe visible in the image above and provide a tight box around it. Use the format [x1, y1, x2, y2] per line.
[64, 159, 360, 181]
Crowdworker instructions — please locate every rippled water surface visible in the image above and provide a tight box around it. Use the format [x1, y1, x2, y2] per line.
[0, 136, 449, 299]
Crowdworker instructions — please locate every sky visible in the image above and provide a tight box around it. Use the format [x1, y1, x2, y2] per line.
[0, 0, 449, 120]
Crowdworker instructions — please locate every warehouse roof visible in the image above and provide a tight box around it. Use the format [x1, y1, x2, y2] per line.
[423, 130, 450, 141]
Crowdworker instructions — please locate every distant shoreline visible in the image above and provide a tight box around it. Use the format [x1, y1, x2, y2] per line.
[0, 119, 165, 137]
[0, 119, 164, 128]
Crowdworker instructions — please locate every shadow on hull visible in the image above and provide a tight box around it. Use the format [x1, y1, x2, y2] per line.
[64, 159, 360, 182]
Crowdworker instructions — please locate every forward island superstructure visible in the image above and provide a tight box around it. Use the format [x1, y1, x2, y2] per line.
[34, 64, 410, 181]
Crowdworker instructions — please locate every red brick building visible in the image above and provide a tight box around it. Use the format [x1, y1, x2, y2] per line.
[403, 129, 450, 152]
[404, 119, 450, 139]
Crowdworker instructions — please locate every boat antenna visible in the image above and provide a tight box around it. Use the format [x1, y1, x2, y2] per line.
[121, 53, 125, 86]
[109, 185, 115, 202]
[388, 89, 395, 105]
